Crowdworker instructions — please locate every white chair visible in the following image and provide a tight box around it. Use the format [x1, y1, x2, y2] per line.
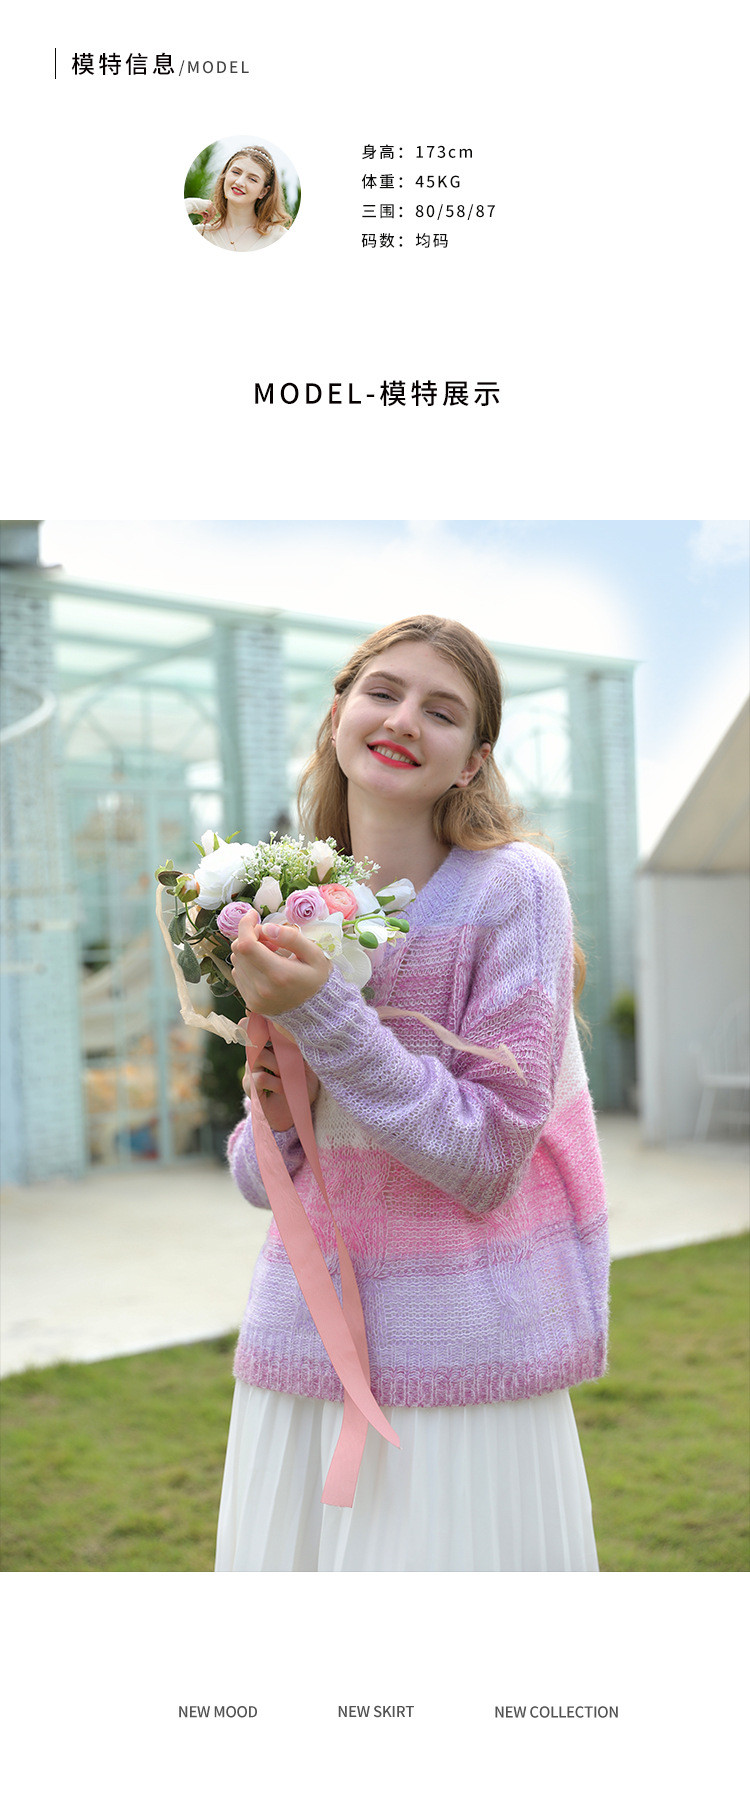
[693, 997, 750, 1139]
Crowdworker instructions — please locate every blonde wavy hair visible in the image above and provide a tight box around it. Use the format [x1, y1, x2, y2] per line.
[298, 614, 587, 1009]
[202, 146, 291, 237]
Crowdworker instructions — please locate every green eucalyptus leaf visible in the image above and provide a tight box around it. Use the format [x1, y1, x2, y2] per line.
[168, 910, 187, 945]
[209, 975, 238, 998]
[176, 943, 202, 983]
[193, 908, 213, 931]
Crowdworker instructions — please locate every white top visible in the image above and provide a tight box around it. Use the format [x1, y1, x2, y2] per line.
[202, 221, 287, 253]
[186, 201, 288, 253]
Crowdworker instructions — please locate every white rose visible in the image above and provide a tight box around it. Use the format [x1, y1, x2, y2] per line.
[253, 875, 284, 914]
[310, 839, 336, 881]
[198, 829, 219, 853]
[347, 881, 381, 916]
[193, 841, 249, 909]
[375, 877, 416, 912]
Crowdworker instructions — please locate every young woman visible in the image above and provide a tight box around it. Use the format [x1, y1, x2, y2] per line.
[216, 616, 609, 1572]
[186, 146, 291, 252]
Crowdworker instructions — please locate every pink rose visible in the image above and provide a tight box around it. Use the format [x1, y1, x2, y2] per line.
[216, 902, 260, 939]
[319, 883, 359, 920]
[285, 887, 328, 926]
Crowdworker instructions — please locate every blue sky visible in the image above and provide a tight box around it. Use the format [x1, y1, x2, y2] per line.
[40, 520, 749, 856]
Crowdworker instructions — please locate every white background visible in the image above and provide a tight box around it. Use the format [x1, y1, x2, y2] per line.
[1, 0, 748, 516]
[1, 1, 748, 1804]
[3, 1573, 744, 1811]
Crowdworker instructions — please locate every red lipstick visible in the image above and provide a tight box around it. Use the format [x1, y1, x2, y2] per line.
[368, 741, 420, 766]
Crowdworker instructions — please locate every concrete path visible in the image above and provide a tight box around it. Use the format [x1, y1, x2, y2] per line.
[1, 1114, 748, 1377]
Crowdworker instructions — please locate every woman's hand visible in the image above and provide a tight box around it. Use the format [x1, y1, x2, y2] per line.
[230, 919, 332, 1017]
[185, 196, 211, 216]
[246, 1040, 320, 1131]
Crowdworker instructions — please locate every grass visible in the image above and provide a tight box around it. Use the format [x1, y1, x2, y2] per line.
[571, 1233, 749, 1571]
[1, 1235, 748, 1572]
[0, 1334, 236, 1571]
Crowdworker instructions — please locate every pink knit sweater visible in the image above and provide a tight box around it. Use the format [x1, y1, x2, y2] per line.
[229, 842, 609, 1406]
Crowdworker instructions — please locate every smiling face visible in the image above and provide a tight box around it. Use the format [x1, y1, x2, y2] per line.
[222, 155, 269, 209]
[331, 641, 491, 819]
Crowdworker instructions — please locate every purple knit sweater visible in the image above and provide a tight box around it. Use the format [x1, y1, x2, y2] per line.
[229, 842, 609, 1407]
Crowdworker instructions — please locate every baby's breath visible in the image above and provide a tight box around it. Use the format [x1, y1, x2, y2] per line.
[241, 833, 375, 894]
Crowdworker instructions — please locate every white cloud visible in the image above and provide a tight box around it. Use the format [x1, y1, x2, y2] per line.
[41, 521, 631, 660]
[688, 521, 749, 569]
[284, 526, 627, 660]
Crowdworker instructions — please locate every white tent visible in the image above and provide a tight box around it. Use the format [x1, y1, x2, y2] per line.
[637, 700, 750, 1141]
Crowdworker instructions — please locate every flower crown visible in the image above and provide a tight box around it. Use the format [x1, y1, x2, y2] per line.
[239, 146, 274, 170]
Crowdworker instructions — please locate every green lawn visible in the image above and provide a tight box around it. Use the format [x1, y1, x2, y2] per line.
[571, 1232, 749, 1572]
[1, 1234, 748, 1572]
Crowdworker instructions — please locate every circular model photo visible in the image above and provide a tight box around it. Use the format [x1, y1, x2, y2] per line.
[185, 137, 301, 253]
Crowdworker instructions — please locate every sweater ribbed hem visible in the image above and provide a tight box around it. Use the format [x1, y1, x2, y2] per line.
[232, 1338, 607, 1407]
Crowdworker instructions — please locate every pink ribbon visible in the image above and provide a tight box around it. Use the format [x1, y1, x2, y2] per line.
[242, 1013, 399, 1508]
[376, 1007, 525, 1076]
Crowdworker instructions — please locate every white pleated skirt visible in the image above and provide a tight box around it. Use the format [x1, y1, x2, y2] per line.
[215, 1383, 599, 1572]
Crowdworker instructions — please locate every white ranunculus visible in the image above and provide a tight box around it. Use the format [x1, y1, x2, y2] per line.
[309, 839, 336, 881]
[198, 829, 220, 853]
[375, 877, 417, 912]
[193, 841, 249, 909]
[253, 875, 284, 914]
[347, 881, 381, 916]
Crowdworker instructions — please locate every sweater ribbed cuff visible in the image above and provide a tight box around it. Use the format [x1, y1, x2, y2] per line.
[271, 965, 365, 1057]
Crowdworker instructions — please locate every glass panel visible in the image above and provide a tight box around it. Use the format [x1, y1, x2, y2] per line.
[58, 612, 225, 1166]
[46, 583, 637, 1158]
[52, 596, 212, 647]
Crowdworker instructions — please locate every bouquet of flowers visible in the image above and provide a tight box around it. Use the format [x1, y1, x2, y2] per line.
[155, 829, 415, 1011]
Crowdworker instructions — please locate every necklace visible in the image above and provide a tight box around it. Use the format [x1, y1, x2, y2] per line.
[225, 221, 253, 250]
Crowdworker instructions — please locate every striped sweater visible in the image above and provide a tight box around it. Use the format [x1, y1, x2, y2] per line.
[229, 841, 609, 1407]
